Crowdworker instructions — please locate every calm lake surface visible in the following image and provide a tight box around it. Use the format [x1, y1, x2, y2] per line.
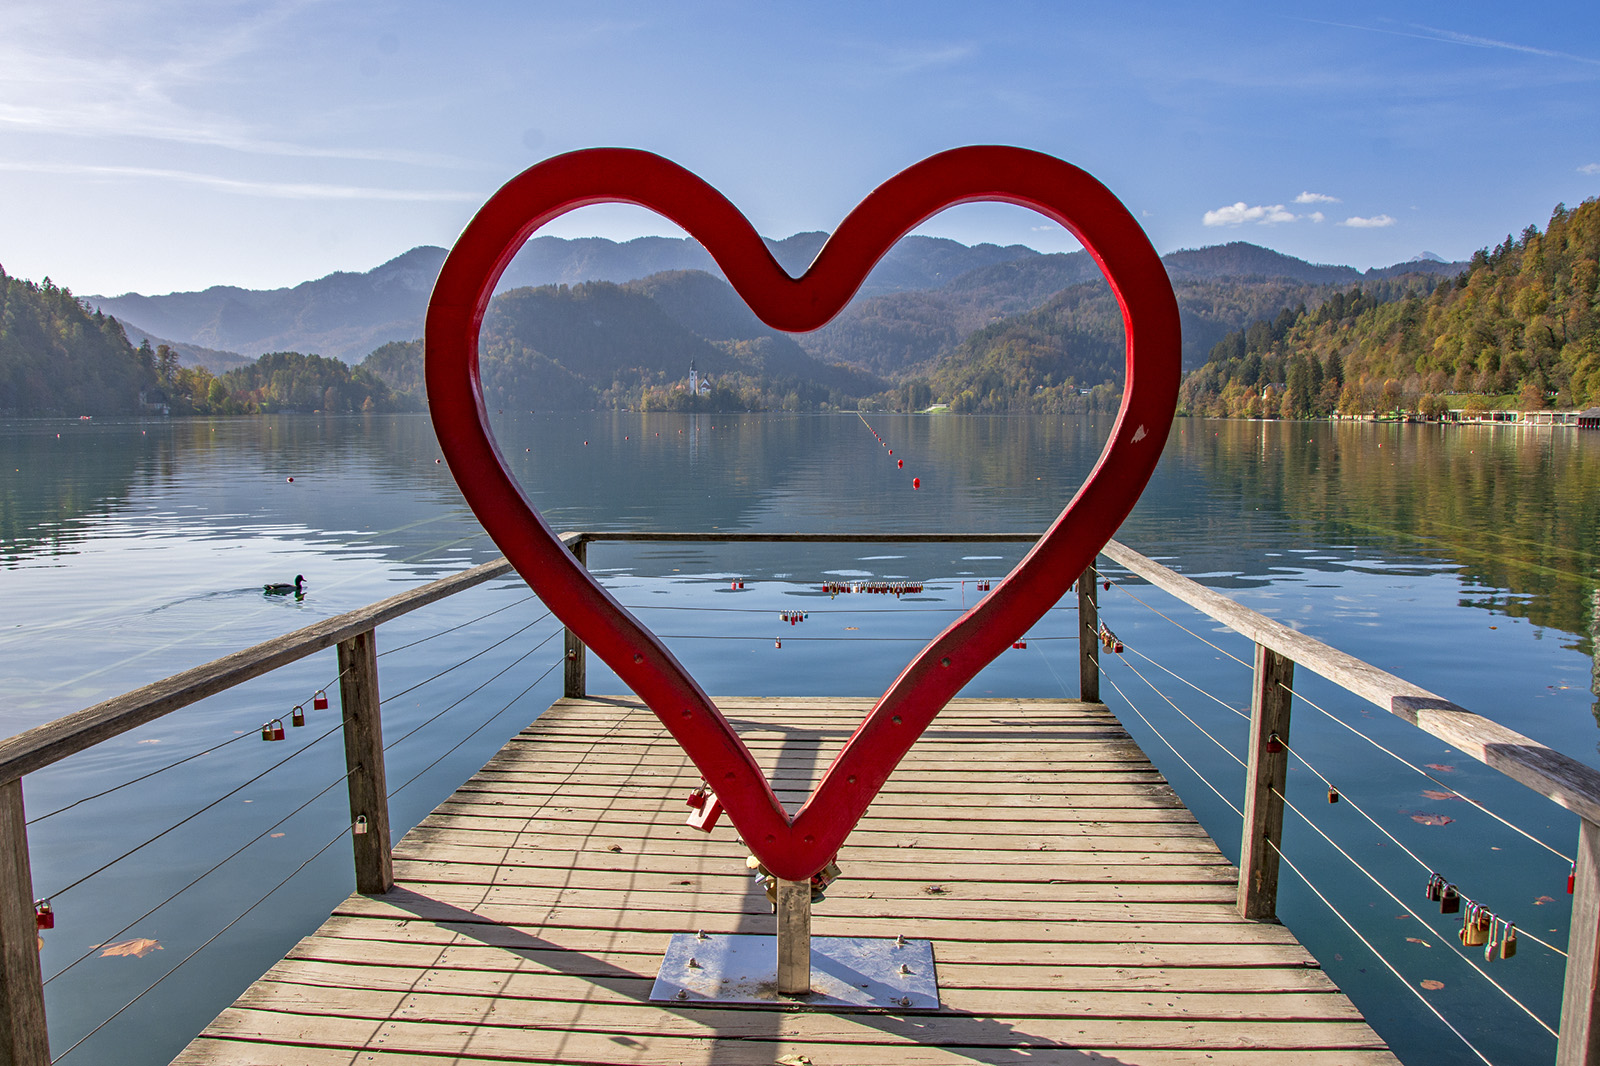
[4, 411, 1598, 1065]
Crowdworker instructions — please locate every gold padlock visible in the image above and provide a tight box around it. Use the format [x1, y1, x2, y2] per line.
[1501, 923, 1517, 959]
[1461, 904, 1489, 947]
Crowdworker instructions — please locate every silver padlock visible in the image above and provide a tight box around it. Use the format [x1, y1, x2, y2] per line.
[353, 814, 369, 836]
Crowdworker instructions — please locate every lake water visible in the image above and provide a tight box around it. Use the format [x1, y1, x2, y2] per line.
[4, 411, 1598, 1065]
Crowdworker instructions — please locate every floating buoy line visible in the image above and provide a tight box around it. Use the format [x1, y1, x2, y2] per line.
[857, 412, 923, 491]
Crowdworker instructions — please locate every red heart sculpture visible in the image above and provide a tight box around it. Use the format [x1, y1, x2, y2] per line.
[426, 147, 1179, 881]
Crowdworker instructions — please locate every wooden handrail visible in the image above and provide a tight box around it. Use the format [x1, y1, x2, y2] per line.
[1100, 539, 1600, 826]
[0, 557, 515, 785]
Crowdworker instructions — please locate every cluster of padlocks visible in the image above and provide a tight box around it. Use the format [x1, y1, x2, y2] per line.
[820, 580, 925, 598]
[729, 579, 746, 591]
[260, 689, 328, 741]
[1426, 873, 1517, 960]
[748, 854, 842, 906]
[779, 611, 809, 625]
[971, 579, 993, 592]
[1098, 623, 1124, 654]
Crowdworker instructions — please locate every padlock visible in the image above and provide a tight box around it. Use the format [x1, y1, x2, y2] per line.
[1425, 873, 1442, 902]
[1501, 923, 1517, 959]
[1440, 884, 1460, 914]
[291, 705, 306, 728]
[686, 786, 708, 810]
[313, 689, 329, 711]
[262, 719, 285, 741]
[686, 792, 724, 833]
[1264, 732, 1284, 754]
[1461, 904, 1489, 947]
[1102, 579, 1110, 591]
[34, 900, 53, 930]
[1485, 916, 1500, 962]
[1328, 786, 1340, 804]
[774, 639, 781, 650]
[1570, 862, 1577, 894]
[353, 814, 369, 835]
[1013, 641, 1027, 650]
[1113, 641, 1124, 654]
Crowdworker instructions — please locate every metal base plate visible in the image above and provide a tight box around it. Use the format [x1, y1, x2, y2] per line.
[650, 933, 939, 1010]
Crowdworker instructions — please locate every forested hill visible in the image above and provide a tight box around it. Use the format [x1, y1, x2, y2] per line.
[1180, 199, 1600, 418]
[360, 279, 887, 412]
[0, 269, 147, 414]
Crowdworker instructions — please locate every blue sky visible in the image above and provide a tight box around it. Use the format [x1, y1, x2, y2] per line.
[1, 1, 1596, 296]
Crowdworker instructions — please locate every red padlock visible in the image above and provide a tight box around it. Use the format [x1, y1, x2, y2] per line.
[268, 718, 286, 741]
[686, 791, 724, 832]
[1103, 579, 1111, 591]
[291, 705, 306, 728]
[1570, 862, 1577, 894]
[34, 901, 53, 931]
[1012, 641, 1027, 650]
[1264, 732, 1284, 754]
[313, 690, 329, 711]
[686, 786, 708, 810]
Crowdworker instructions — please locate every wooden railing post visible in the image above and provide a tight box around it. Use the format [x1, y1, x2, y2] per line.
[564, 539, 588, 699]
[0, 780, 48, 1065]
[338, 629, 393, 895]
[1077, 568, 1100, 703]
[1558, 818, 1600, 1064]
[1238, 643, 1294, 920]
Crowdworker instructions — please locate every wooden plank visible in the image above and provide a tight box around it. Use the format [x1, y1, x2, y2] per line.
[1101, 538, 1600, 824]
[293, 915, 1319, 968]
[0, 780, 48, 1066]
[198, 999, 1391, 1051]
[175, 1023, 1401, 1066]
[246, 967, 1364, 1022]
[0, 556, 516, 784]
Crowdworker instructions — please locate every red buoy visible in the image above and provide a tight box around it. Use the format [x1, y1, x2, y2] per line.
[912, 477, 921, 490]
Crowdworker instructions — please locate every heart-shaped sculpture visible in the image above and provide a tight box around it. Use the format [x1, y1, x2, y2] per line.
[426, 147, 1179, 881]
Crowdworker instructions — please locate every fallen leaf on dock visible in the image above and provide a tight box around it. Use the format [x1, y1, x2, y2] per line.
[1425, 764, 1455, 773]
[1410, 813, 1454, 826]
[1406, 938, 1430, 946]
[137, 739, 160, 744]
[1534, 896, 1556, 905]
[98, 938, 162, 958]
[1421, 790, 1461, 801]
[1420, 979, 1444, 990]
[270, 833, 285, 838]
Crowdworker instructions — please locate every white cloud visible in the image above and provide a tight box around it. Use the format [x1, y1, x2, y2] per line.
[1294, 191, 1341, 204]
[1580, 163, 1600, 175]
[1339, 214, 1397, 228]
[1308, 211, 1326, 223]
[1202, 202, 1297, 226]
[0, 161, 479, 202]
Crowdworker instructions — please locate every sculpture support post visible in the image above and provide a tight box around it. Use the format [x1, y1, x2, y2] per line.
[776, 879, 811, 996]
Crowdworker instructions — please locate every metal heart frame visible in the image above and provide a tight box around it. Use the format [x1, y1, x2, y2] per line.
[425, 146, 1180, 881]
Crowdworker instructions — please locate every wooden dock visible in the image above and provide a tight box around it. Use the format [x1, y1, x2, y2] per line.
[170, 695, 1398, 1065]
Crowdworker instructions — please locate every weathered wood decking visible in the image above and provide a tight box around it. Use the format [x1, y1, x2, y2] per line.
[172, 696, 1399, 1065]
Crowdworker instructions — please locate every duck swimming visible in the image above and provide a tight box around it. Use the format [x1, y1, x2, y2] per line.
[264, 575, 305, 595]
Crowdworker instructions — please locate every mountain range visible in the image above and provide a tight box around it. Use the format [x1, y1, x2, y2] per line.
[87, 236, 1467, 371]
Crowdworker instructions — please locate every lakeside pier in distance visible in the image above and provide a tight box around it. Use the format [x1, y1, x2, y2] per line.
[170, 694, 1396, 1065]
